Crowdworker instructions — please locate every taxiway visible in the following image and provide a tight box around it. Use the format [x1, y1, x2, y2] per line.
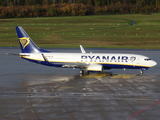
[0, 48, 160, 120]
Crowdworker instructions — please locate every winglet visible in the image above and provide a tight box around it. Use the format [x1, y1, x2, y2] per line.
[80, 45, 86, 53]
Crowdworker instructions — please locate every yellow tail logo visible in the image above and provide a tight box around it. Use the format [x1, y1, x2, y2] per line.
[19, 37, 30, 49]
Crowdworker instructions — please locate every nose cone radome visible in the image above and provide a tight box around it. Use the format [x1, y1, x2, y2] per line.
[151, 60, 157, 67]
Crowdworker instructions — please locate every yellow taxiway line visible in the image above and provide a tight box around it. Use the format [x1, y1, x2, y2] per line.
[110, 74, 137, 79]
[83, 73, 111, 78]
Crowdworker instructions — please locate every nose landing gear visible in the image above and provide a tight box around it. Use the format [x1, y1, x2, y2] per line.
[140, 68, 147, 75]
[140, 70, 143, 75]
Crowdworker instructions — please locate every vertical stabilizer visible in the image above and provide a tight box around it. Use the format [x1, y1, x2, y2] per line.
[15, 26, 49, 53]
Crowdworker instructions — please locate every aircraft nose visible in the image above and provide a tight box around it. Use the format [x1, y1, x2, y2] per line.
[151, 60, 157, 67]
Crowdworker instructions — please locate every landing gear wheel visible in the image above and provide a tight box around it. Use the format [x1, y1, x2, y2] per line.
[79, 70, 89, 76]
[79, 70, 84, 76]
[140, 70, 143, 75]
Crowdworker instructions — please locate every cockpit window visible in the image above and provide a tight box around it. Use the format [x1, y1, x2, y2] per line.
[144, 58, 151, 61]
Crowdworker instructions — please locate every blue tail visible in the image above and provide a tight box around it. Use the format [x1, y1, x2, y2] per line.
[15, 26, 49, 53]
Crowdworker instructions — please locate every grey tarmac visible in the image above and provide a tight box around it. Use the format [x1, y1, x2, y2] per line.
[0, 48, 160, 120]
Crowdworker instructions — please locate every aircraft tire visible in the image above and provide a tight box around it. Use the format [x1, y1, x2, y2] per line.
[79, 70, 84, 76]
[79, 70, 89, 76]
[140, 70, 143, 75]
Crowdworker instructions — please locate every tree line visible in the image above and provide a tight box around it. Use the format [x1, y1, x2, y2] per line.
[0, 0, 159, 18]
[0, 0, 160, 7]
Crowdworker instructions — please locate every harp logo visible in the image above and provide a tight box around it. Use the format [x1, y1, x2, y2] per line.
[19, 37, 30, 49]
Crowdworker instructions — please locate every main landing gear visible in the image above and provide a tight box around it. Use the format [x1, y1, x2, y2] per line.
[79, 69, 89, 76]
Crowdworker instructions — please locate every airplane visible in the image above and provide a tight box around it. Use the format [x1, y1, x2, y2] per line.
[15, 26, 157, 76]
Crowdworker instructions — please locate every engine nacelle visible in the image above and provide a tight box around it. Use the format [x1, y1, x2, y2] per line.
[86, 64, 103, 72]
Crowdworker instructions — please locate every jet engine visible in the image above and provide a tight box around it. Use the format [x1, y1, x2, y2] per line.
[86, 64, 103, 72]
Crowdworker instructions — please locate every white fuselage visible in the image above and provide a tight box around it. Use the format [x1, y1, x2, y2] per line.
[20, 52, 157, 70]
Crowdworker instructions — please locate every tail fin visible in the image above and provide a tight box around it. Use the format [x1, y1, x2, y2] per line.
[15, 26, 49, 53]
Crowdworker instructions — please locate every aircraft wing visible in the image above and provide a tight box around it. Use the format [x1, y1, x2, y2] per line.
[42, 54, 89, 68]
[54, 62, 90, 68]
[54, 62, 103, 72]
[57, 62, 103, 72]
